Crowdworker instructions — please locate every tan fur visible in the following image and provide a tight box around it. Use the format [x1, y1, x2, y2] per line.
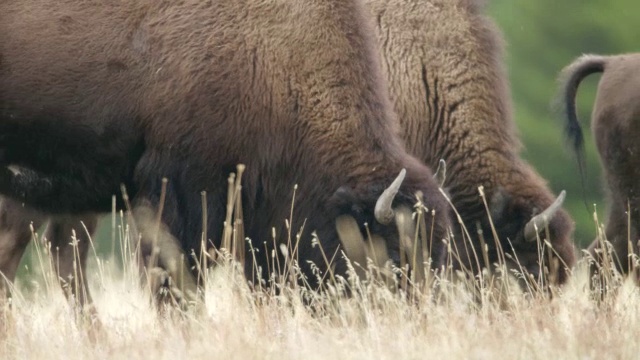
[365, 0, 576, 284]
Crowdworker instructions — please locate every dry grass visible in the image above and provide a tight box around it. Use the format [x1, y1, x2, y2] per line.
[1, 171, 638, 359]
[0, 227, 639, 360]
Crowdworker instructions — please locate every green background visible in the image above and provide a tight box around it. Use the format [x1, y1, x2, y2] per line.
[489, 0, 638, 248]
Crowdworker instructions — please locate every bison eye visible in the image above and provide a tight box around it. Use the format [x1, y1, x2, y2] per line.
[350, 204, 363, 215]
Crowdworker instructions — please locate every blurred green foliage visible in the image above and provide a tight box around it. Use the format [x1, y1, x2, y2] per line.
[489, 0, 639, 247]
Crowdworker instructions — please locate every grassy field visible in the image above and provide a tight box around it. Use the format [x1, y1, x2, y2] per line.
[1, 216, 639, 360]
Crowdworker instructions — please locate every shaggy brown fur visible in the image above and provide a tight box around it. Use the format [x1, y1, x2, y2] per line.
[559, 53, 640, 284]
[365, 0, 576, 284]
[0, 0, 451, 292]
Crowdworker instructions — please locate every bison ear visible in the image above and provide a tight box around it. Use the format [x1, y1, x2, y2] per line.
[329, 186, 364, 216]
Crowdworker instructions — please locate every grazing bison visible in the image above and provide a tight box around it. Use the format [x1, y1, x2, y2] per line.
[559, 53, 640, 284]
[365, 0, 576, 285]
[0, 0, 451, 300]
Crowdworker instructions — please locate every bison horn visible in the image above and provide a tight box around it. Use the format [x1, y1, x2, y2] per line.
[523, 190, 566, 242]
[433, 159, 446, 187]
[374, 169, 406, 225]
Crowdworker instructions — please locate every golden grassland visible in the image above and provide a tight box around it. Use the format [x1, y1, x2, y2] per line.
[1, 214, 639, 360]
[0, 169, 637, 359]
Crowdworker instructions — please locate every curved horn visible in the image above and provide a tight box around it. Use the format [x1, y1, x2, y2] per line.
[374, 169, 406, 225]
[523, 190, 566, 242]
[433, 159, 446, 187]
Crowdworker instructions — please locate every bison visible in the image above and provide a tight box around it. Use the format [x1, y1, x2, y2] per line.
[0, 0, 451, 306]
[559, 53, 640, 285]
[364, 0, 576, 285]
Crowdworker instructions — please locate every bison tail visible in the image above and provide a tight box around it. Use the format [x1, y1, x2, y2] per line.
[556, 54, 607, 165]
[554, 54, 607, 212]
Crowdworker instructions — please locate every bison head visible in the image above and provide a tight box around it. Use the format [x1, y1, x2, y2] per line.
[487, 188, 567, 245]
[329, 169, 446, 284]
[479, 188, 574, 285]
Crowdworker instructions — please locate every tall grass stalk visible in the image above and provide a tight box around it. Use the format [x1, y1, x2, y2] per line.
[2, 180, 639, 359]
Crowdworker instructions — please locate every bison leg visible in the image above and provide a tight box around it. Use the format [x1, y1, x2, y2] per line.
[42, 215, 99, 311]
[0, 198, 45, 305]
[588, 202, 639, 298]
[131, 201, 200, 311]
